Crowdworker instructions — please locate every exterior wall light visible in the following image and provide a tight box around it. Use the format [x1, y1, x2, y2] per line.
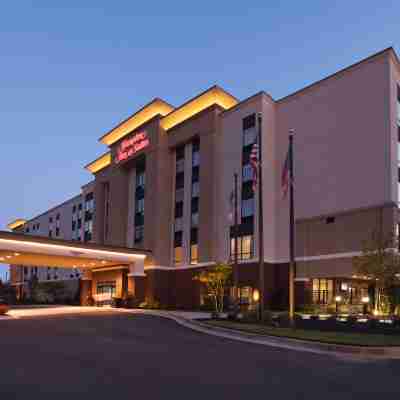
[361, 296, 370, 303]
[252, 288, 260, 303]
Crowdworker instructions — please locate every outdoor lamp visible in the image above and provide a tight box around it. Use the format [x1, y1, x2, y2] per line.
[362, 296, 370, 315]
[334, 295, 342, 314]
[253, 289, 260, 303]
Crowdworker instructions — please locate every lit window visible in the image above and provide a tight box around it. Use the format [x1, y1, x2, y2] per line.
[174, 246, 183, 264]
[230, 235, 253, 260]
[190, 244, 198, 264]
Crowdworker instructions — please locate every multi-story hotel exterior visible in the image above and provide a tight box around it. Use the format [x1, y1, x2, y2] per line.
[7, 47, 400, 310]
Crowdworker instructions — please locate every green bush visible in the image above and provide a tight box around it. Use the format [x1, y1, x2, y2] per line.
[139, 300, 161, 310]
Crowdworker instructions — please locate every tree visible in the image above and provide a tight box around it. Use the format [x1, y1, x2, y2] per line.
[194, 263, 232, 314]
[353, 227, 400, 314]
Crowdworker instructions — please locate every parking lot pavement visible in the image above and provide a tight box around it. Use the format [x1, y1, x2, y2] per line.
[1, 311, 400, 399]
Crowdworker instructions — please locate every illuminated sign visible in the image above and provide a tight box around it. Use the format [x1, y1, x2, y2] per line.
[115, 131, 149, 164]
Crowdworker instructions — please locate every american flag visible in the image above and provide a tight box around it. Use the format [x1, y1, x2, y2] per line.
[250, 143, 259, 192]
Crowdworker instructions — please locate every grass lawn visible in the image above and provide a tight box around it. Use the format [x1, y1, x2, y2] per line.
[204, 320, 400, 347]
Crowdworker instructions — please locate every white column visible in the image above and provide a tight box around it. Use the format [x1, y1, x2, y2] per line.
[128, 259, 145, 277]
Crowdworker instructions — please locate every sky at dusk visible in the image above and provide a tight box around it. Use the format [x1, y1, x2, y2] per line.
[1, 1, 400, 280]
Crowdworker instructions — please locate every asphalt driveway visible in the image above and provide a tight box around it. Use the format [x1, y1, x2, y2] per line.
[1, 311, 400, 399]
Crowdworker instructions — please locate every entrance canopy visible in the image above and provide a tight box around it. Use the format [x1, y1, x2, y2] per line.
[0, 231, 150, 270]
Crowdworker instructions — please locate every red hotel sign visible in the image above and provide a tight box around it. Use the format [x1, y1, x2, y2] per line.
[115, 131, 150, 164]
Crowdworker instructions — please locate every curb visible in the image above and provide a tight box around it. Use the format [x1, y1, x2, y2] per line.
[130, 310, 400, 360]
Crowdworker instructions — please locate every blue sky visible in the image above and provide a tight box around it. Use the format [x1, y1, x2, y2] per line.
[1, 1, 400, 280]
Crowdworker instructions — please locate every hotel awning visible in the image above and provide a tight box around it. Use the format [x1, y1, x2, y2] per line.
[0, 231, 150, 270]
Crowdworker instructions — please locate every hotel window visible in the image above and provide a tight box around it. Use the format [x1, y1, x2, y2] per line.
[191, 182, 199, 198]
[190, 228, 198, 264]
[104, 183, 110, 241]
[230, 235, 254, 260]
[176, 158, 185, 173]
[135, 198, 145, 214]
[242, 164, 253, 182]
[312, 279, 333, 305]
[135, 225, 144, 242]
[175, 188, 184, 203]
[174, 246, 183, 265]
[174, 218, 183, 232]
[242, 198, 254, 218]
[191, 197, 199, 214]
[175, 172, 185, 190]
[175, 201, 183, 218]
[174, 231, 183, 265]
[243, 126, 257, 147]
[191, 166, 199, 183]
[133, 158, 146, 244]
[191, 213, 199, 227]
[190, 244, 198, 264]
[136, 171, 145, 188]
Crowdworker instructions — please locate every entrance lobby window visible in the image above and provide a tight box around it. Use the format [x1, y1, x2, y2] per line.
[230, 235, 253, 260]
[312, 278, 333, 304]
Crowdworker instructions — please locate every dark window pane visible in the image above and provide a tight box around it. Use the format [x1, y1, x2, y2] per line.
[241, 181, 254, 200]
[243, 114, 256, 130]
[191, 166, 199, 183]
[176, 172, 185, 189]
[191, 197, 199, 214]
[176, 145, 185, 160]
[190, 228, 198, 244]
[175, 201, 183, 218]
[174, 231, 183, 247]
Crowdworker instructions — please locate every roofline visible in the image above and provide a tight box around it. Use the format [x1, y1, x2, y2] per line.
[9, 193, 82, 230]
[162, 85, 239, 120]
[160, 85, 239, 130]
[220, 91, 274, 116]
[277, 47, 398, 103]
[0, 230, 152, 255]
[84, 151, 111, 174]
[98, 98, 175, 144]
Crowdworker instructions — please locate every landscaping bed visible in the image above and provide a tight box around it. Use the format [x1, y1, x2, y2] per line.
[204, 319, 400, 347]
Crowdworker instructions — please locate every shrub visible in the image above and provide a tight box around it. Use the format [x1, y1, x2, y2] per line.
[139, 300, 161, 310]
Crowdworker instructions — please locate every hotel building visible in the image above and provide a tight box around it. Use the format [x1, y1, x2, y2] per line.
[8, 47, 400, 310]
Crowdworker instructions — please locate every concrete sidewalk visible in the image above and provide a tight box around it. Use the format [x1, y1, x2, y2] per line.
[6, 306, 110, 318]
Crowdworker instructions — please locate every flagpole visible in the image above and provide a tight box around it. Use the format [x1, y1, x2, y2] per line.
[288, 129, 295, 326]
[233, 172, 239, 303]
[257, 113, 264, 320]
